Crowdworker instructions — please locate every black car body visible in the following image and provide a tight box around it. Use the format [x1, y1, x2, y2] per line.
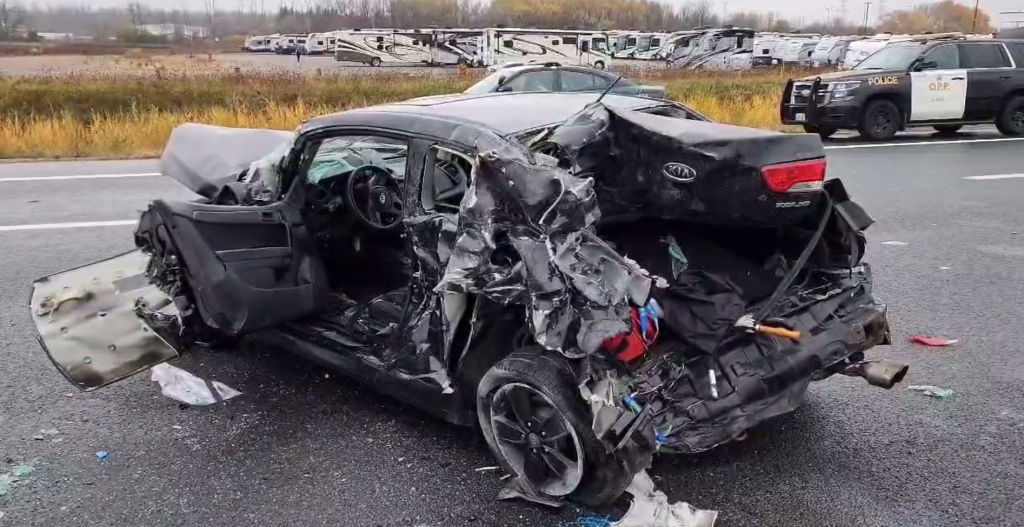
[30, 92, 905, 506]
[781, 36, 1024, 140]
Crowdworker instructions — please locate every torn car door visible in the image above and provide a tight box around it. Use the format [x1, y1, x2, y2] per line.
[31, 250, 181, 391]
[135, 198, 330, 336]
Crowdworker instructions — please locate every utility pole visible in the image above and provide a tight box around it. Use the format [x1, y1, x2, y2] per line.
[839, 0, 850, 28]
[971, 0, 980, 32]
[826, 7, 833, 27]
[862, 2, 872, 35]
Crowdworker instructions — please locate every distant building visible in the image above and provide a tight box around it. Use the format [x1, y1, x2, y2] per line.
[137, 23, 209, 39]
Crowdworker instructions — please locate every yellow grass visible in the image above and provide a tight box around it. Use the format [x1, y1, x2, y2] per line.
[0, 68, 801, 159]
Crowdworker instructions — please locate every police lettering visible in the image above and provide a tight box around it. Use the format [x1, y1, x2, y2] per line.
[928, 81, 951, 91]
[868, 76, 900, 86]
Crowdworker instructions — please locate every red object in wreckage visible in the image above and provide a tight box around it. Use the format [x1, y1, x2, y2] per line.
[602, 307, 659, 363]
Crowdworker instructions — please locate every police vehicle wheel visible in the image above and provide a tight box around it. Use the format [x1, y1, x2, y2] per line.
[933, 125, 963, 135]
[858, 99, 900, 141]
[996, 95, 1024, 137]
[803, 124, 837, 139]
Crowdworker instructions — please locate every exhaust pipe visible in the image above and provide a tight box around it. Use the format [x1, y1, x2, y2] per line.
[841, 360, 909, 390]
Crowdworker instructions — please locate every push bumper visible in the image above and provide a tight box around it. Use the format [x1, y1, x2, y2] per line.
[780, 78, 862, 129]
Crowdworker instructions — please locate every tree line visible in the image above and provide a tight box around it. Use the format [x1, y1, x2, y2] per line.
[0, 0, 995, 41]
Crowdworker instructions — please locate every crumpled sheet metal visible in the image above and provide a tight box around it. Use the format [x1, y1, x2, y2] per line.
[160, 123, 293, 200]
[436, 143, 651, 357]
[614, 471, 718, 527]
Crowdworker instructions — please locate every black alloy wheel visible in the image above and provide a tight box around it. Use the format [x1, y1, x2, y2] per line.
[858, 99, 900, 141]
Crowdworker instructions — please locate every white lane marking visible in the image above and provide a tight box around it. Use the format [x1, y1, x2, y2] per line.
[0, 173, 160, 182]
[825, 137, 1024, 150]
[963, 173, 1024, 180]
[0, 220, 137, 232]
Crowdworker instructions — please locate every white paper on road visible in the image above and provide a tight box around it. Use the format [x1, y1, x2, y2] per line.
[150, 363, 242, 406]
[613, 471, 718, 527]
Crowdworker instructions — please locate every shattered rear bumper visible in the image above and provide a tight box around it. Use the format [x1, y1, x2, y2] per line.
[640, 267, 890, 454]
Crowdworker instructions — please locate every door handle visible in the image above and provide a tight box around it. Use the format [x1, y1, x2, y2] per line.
[1000, 75, 1012, 80]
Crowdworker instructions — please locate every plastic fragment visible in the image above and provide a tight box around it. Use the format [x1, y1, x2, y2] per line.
[150, 363, 242, 406]
[40, 429, 59, 436]
[908, 335, 958, 347]
[882, 241, 909, 246]
[612, 471, 717, 527]
[0, 465, 36, 497]
[907, 385, 956, 398]
[561, 514, 614, 527]
[95, 451, 110, 461]
[474, 466, 500, 473]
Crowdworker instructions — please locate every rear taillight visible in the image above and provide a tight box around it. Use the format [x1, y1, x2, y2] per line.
[762, 158, 826, 193]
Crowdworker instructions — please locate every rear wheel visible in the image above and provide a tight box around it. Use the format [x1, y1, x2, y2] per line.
[593, 60, 605, 70]
[369, 57, 382, 67]
[803, 124, 837, 139]
[933, 124, 963, 135]
[996, 95, 1024, 136]
[858, 99, 900, 141]
[476, 349, 633, 506]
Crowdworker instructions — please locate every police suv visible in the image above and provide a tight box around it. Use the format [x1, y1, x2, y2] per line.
[780, 36, 1024, 140]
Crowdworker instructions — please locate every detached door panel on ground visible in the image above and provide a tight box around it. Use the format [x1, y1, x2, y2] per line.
[138, 199, 330, 336]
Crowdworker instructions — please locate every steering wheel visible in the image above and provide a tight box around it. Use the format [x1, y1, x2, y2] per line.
[345, 164, 404, 230]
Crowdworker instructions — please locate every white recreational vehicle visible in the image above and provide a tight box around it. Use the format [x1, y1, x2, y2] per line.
[809, 36, 865, 68]
[773, 34, 822, 65]
[752, 32, 787, 66]
[482, 28, 613, 69]
[668, 27, 754, 70]
[305, 32, 341, 55]
[272, 34, 309, 54]
[610, 32, 673, 60]
[242, 34, 279, 52]
[333, 28, 483, 66]
[841, 34, 900, 69]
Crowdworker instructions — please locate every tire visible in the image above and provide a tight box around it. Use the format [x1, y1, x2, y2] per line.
[858, 99, 901, 141]
[369, 57, 382, 67]
[933, 124, 963, 135]
[996, 95, 1024, 137]
[593, 60, 605, 70]
[803, 124, 838, 139]
[476, 349, 634, 506]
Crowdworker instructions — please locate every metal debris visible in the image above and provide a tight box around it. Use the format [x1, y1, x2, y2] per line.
[907, 385, 956, 398]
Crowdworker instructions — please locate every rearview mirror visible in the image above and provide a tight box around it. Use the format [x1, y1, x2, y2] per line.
[916, 60, 938, 71]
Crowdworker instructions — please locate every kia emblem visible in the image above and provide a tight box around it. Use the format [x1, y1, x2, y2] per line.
[662, 162, 697, 183]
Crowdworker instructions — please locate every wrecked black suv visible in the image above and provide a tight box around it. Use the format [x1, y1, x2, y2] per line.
[30, 91, 906, 507]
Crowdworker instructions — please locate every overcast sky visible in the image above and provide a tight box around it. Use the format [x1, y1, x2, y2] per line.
[23, 0, 1024, 26]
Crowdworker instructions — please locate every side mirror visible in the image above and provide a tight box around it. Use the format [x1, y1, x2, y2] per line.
[916, 60, 938, 71]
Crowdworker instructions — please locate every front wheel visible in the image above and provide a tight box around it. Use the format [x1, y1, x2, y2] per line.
[858, 99, 901, 141]
[996, 95, 1024, 136]
[803, 124, 837, 139]
[593, 60, 605, 70]
[476, 350, 634, 506]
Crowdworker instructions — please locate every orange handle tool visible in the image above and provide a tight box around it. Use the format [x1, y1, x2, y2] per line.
[756, 324, 802, 342]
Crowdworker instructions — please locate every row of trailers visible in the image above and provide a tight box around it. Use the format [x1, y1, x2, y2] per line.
[241, 27, 762, 70]
[752, 31, 997, 69]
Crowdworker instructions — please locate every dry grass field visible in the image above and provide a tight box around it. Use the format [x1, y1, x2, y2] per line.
[0, 53, 810, 158]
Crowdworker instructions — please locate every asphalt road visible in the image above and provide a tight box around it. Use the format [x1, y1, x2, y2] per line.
[2, 133, 1024, 526]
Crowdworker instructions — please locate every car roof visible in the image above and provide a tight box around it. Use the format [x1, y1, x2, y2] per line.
[495, 64, 607, 75]
[303, 92, 671, 138]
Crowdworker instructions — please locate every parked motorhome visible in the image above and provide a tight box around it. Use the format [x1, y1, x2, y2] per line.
[810, 36, 864, 67]
[752, 32, 786, 66]
[272, 34, 309, 54]
[661, 30, 704, 64]
[305, 32, 341, 55]
[668, 27, 754, 70]
[774, 34, 822, 65]
[610, 31, 673, 59]
[242, 34, 279, 52]
[333, 28, 483, 66]
[481, 28, 613, 69]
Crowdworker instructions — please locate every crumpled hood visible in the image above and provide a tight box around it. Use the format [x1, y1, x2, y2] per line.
[159, 123, 293, 199]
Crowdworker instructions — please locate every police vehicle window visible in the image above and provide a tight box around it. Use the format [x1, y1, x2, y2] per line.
[503, 70, 556, 92]
[854, 42, 927, 70]
[921, 45, 959, 69]
[958, 43, 1011, 69]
